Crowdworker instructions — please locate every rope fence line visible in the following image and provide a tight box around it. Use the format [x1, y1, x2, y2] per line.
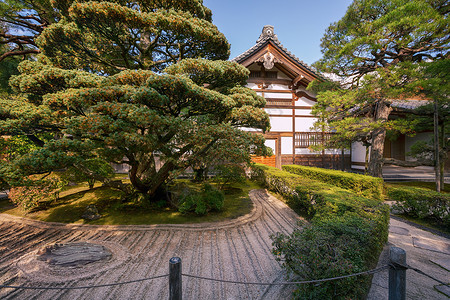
[0, 247, 448, 299]
[0, 274, 169, 290]
[0, 265, 389, 291]
[182, 265, 390, 286]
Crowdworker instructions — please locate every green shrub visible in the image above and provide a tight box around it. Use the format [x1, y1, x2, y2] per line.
[272, 217, 371, 299]
[389, 186, 450, 226]
[178, 184, 224, 215]
[214, 164, 246, 190]
[9, 176, 66, 211]
[251, 164, 389, 299]
[61, 158, 115, 189]
[282, 165, 384, 200]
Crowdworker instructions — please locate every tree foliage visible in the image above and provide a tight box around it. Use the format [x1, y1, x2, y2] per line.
[0, 0, 58, 61]
[0, 0, 270, 202]
[311, 0, 449, 177]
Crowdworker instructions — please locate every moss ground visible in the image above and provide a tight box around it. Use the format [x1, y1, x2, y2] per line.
[386, 181, 449, 193]
[0, 179, 260, 225]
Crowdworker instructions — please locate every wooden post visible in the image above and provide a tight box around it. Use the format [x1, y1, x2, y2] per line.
[169, 257, 182, 300]
[389, 247, 406, 300]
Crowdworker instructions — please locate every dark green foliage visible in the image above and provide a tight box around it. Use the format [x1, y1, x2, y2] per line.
[251, 164, 389, 299]
[0, 57, 20, 93]
[389, 186, 450, 226]
[8, 175, 66, 211]
[311, 0, 449, 177]
[282, 165, 384, 200]
[61, 158, 115, 189]
[214, 164, 245, 190]
[0, 0, 270, 203]
[178, 183, 224, 215]
[272, 217, 371, 299]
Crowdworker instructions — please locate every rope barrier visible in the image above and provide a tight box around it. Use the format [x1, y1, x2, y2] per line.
[0, 274, 169, 290]
[0, 261, 447, 291]
[182, 265, 390, 286]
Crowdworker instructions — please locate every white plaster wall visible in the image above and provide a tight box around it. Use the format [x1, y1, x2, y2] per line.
[265, 139, 276, 154]
[269, 117, 292, 132]
[264, 92, 291, 99]
[352, 142, 368, 163]
[266, 84, 290, 91]
[295, 109, 312, 115]
[281, 137, 293, 154]
[295, 118, 316, 132]
[265, 108, 292, 115]
[246, 83, 260, 89]
[295, 97, 316, 106]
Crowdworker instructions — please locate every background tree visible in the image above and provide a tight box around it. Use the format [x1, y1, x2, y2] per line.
[312, 0, 449, 177]
[0, 0, 270, 203]
[0, 0, 59, 61]
[405, 59, 450, 190]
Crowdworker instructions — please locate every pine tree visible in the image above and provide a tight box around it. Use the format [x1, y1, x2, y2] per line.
[312, 0, 449, 177]
[0, 0, 270, 201]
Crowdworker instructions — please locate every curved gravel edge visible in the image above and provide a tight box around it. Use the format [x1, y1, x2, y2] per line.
[0, 189, 266, 232]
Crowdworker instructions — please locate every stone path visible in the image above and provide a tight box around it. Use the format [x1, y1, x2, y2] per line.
[368, 217, 450, 300]
[0, 190, 300, 300]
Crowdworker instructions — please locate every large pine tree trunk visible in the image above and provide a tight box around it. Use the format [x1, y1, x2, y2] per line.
[368, 100, 392, 178]
[434, 99, 441, 192]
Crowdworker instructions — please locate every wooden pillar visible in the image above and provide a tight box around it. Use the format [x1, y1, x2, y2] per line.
[389, 247, 406, 300]
[292, 90, 297, 164]
[169, 257, 182, 300]
[276, 136, 282, 169]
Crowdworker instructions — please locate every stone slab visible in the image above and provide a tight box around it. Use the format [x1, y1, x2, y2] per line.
[413, 237, 450, 255]
[37, 242, 112, 267]
[430, 258, 450, 272]
[435, 284, 450, 298]
[390, 226, 410, 236]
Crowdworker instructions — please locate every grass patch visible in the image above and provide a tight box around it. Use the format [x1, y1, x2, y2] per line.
[387, 181, 449, 193]
[386, 181, 450, 234]
[0, 179, 259, 225]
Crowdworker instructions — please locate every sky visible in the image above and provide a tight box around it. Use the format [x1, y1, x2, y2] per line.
[203, 0, 354, 66]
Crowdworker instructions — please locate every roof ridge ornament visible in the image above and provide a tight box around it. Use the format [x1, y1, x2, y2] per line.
[257, 25, 278, 43]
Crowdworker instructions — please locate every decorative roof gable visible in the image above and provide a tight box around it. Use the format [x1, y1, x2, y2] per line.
[232, 25, 323, 86]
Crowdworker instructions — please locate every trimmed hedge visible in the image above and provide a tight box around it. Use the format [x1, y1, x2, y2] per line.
[282, 165, 384, 201]
[251, 163, 389, 299]
[389, 185, 450, 227]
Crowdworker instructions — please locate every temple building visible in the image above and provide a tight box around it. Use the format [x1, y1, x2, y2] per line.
[233, 25, 350, 169]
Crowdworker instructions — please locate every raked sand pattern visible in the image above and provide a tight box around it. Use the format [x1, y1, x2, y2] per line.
[0, 189, 300, 300]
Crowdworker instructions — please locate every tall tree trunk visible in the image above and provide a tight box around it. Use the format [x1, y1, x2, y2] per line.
[440, 117, 445, 189]
[368, 100, 392, 178]
[365, 146, 369, 174]
[434, 99, 441, 192]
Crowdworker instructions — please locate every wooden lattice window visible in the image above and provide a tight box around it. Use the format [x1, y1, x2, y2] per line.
[266, 71, 277, 78]
[249, 71, 277, 78]
[294, 132, 333, 148]
[249, 71, 261, 78]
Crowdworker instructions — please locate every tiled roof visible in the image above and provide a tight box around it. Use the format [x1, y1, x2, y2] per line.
[231, 25, 321, 78]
